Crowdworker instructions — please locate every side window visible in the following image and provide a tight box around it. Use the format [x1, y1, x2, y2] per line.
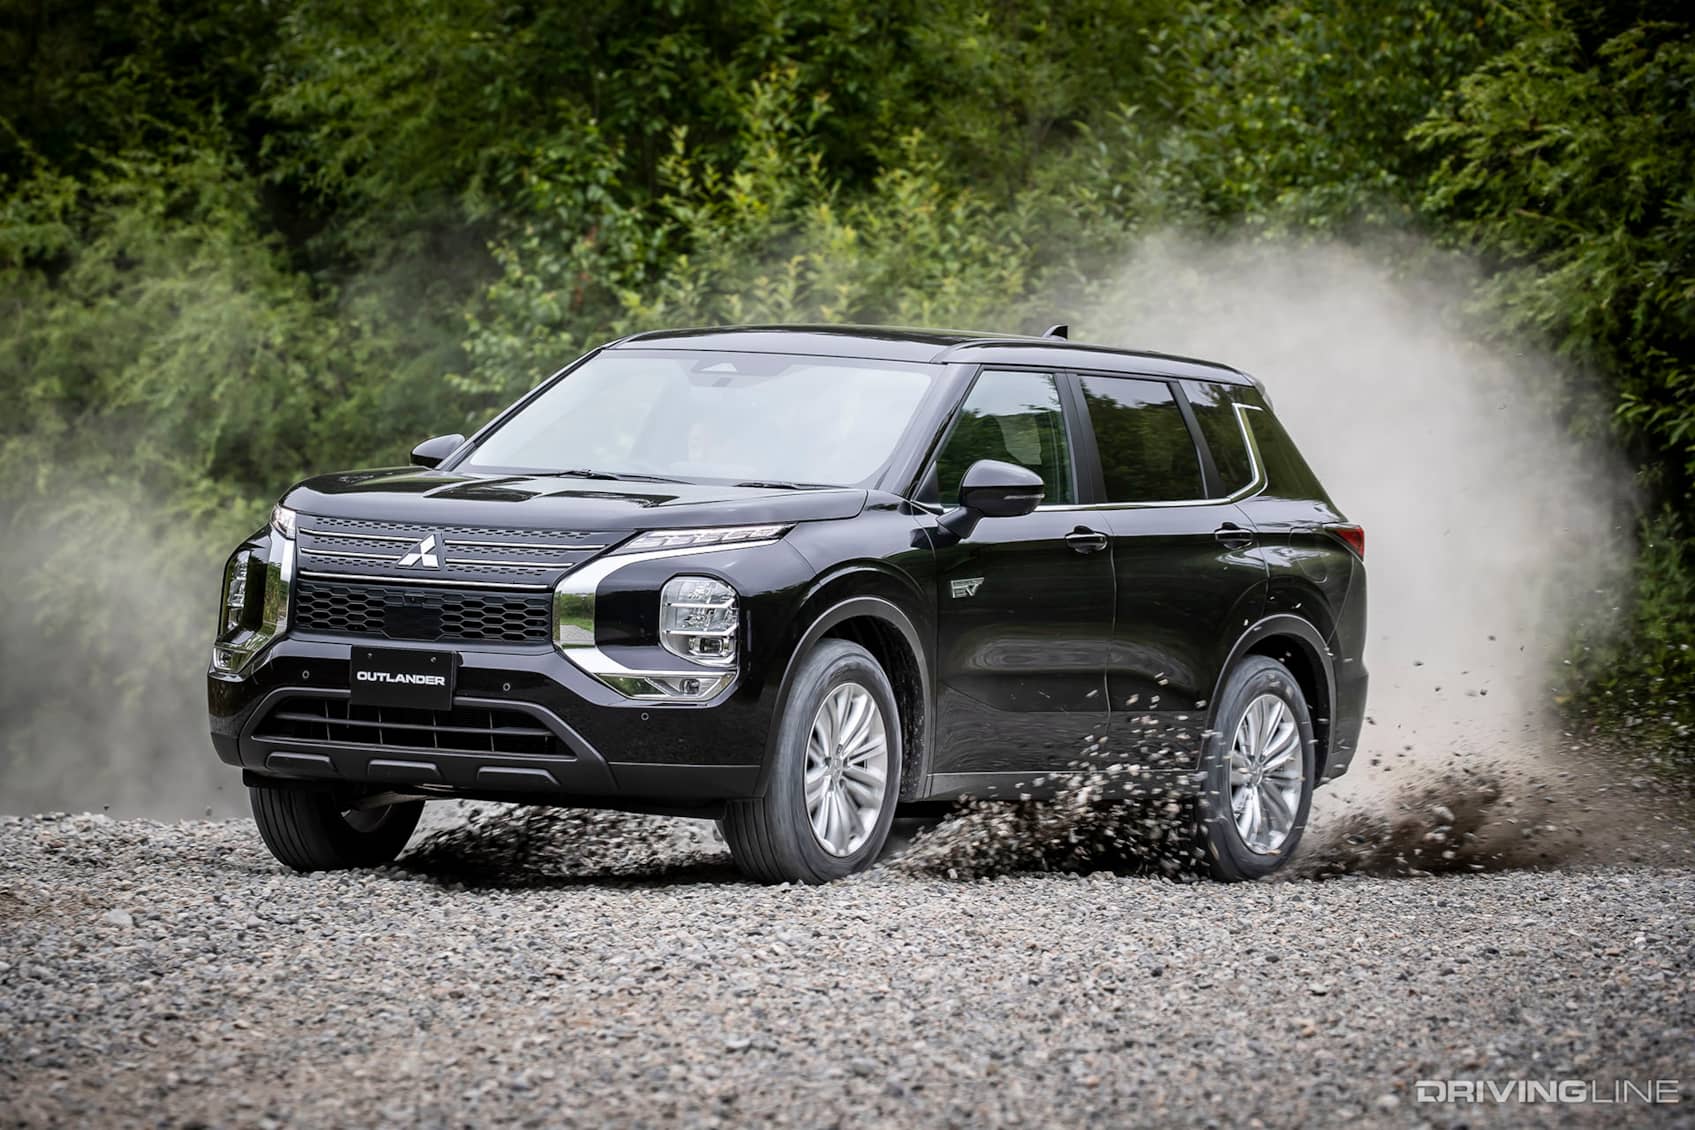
[1078, 375, 1204, 503]
[1183, 379, 1256, 496]
[935, 370, 1075, 505]
[1243, 405, 1326, 500]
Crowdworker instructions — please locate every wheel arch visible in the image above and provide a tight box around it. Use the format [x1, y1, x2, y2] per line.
[1210, 614, 1337, 777]
[759, 592, 932, 801]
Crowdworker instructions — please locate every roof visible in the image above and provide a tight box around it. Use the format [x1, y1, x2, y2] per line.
[609, 324, 1253, 385]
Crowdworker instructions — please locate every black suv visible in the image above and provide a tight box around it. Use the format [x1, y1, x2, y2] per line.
[210, 325, 1367, 883]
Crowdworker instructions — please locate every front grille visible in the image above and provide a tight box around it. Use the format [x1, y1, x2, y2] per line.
[294, 516, 622, 587]
[254, 696, 567, 759]
[293, 580, 551, 643]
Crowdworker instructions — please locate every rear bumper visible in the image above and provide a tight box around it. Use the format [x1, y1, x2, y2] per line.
[210, 635, 768, 805]
[1322, 661, 1368, 781]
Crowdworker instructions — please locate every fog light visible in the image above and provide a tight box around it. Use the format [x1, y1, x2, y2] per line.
[660, 576, 738, 667]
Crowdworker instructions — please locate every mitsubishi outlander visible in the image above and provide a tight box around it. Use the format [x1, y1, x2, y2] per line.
[208, 325, 1368, 883]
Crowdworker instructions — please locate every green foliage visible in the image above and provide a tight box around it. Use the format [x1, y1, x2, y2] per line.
[462, 66, 1059, 403]
[1412, 6, 1695, 751]
[1112, 0, 1508, 230]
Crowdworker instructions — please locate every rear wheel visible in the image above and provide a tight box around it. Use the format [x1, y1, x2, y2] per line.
[1195, 655, 1315, 881]
[249, 783, 424, 872]
[720, 639, 902, 883]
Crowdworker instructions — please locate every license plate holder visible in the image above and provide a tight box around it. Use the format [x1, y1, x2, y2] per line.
[349, 647, 457, 710]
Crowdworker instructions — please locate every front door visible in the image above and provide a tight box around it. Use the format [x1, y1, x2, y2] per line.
[929, 369, 1114, 789]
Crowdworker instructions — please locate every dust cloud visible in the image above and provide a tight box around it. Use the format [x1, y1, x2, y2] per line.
[1079, 235, 1656, 871]
[0, 496, 240, 819]
[1089, 235, 1629, 747]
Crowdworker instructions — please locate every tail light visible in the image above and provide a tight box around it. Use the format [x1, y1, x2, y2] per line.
[1327, 523, 1365, 560]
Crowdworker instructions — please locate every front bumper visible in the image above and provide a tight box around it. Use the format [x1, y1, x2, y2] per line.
[210, 635, 769, 805]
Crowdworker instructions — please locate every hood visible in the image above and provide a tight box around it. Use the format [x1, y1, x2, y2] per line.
[283, 467, 868, 531]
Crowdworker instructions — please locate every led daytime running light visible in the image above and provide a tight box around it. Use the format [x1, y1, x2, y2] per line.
[618, 525, 788, 554]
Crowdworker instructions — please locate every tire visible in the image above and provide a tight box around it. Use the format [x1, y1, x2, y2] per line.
[1194, 655, 1316, 881]
[249, 783, 424, 872]
[721, 639, 902, 884]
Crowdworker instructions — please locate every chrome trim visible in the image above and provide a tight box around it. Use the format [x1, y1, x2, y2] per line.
[564, 646, 735, 701]
[915, 402, 1267, 516]
[552, 539, 778, 647]
[298, 569, 551, 592]
[299, 527, 416, 544]
[552, 540, 776, 699]
[300, 548, 401, 563]
[304, 528, 609, 553]
[445, 539, 608, 552]
[442, 557, 562, 569]
[1234, 403, 1270, 495]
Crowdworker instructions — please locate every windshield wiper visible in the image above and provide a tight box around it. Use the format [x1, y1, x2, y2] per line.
[733, 479, 823, 491]
[543, 468, 690, 484]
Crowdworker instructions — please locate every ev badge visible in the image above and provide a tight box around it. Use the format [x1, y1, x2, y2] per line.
[950, 577, 984, 599]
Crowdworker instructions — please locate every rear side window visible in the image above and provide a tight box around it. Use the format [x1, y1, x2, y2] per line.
[1244, 405, 1327, 500]
[1183, 380, 1256, 496]
[936, 370, 1076, 505]
[1078, 375, 1203, 503]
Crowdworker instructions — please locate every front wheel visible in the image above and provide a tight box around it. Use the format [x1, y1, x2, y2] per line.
[720, 639, 902, 884]
[1194, 655, 1316, 881]
[249, 783, 424, 872]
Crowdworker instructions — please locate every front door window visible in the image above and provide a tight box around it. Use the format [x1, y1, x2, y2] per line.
[935, 370, 1076, 505]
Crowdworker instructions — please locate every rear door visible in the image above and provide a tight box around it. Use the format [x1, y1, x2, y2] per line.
[928, 368, 1114, 789]
[1069, 373, 1268, 771]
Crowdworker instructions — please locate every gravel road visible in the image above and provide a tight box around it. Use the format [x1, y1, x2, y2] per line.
[2, 782, 1692, 1129]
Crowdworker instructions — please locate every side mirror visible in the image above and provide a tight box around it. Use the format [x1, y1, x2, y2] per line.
[938, 459, 1045, 541]
[410, 433, 466, 469]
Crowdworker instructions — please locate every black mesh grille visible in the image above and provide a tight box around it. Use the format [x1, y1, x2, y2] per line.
[254, 696, 565, 758]
[293, 580, 551, 644]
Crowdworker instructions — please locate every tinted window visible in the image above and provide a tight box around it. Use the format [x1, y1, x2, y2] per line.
[1183, 380, 1255, 496]
[1078, 376, 1203, 503]
[936, 370, 1075, 505]
[1244, 406, 1327, 500]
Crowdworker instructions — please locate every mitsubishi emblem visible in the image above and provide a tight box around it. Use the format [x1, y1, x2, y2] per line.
[397, 534, 440, 569]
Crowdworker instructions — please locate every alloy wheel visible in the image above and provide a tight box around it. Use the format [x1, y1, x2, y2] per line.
[1227, 692, 1304, 854]
[804, 682, 889, 857]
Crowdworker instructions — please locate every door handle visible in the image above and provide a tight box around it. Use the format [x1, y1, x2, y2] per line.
[1214, 522, 1255, 549]
[1066, 526, 1109, 554]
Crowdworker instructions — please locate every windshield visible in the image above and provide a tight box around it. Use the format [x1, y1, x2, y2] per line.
[463, 349, 940, 487]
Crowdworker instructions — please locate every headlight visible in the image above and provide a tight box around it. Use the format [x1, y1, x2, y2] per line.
[660, 576, 738, 666]
[210, 536, 294, 676]
[616, 525, 789, 554]
[270, 504, 297, 539]
[222, 550, 257, 633]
